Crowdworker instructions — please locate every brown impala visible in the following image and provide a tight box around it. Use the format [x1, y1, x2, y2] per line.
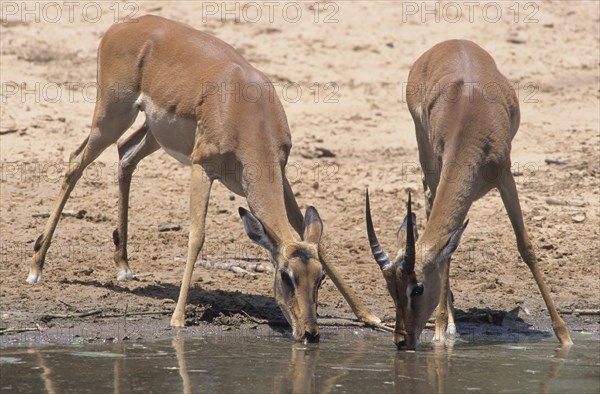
[26, 15, 387, 342]
[366, 39, 572, 349]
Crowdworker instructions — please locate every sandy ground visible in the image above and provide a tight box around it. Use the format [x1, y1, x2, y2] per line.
[1, 1, 599, 344]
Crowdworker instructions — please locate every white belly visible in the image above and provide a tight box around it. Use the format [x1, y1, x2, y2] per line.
[138, 95, 196, 165]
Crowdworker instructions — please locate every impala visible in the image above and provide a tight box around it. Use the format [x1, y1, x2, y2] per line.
[26, 15, 385, 342]
[366, 39, 572, 349]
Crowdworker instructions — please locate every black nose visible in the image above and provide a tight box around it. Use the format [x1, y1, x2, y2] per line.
[303, 330, 320, 343]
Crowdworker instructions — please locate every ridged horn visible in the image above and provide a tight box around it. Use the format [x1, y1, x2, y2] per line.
[365, 189, 392, 270]
[402, 192, 416, 275]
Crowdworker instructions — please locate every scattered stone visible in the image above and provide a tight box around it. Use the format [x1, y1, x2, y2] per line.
[158, 223, 181, 232]
[315, 147, 336, 158]
[571, 214, 586, 223]
[506, 32, 526, 44]
[545, 158, 567, 165]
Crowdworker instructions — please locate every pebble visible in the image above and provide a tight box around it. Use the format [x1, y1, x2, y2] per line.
[158, 224, 181, 232]
[572, 214, 586, 223]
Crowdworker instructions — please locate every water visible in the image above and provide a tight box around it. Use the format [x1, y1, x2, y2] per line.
[1, 330, 598, 393]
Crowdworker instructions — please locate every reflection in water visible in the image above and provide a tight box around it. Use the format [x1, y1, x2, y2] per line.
[320, 339, 370, 394]
[28, 348, 57, 394]
[394, 346, 449, 394]
[541, 345, 572, 394]
[5, 333, 595, 393]
[393, 342, 574, 394]
[173, 338, 192, 394]
[113, 342, 125, 394]
[273, 344, 319, 393]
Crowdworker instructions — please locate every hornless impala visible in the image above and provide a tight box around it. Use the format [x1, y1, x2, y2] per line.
[26, 15, 385, 342]
[366, 39, 572, 349]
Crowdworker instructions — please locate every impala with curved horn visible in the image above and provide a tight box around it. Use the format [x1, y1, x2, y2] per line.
[366, 39, 572, 349]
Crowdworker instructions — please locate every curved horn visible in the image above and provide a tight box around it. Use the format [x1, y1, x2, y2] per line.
[365, 189, 393, 270]
[402, 192, 416, 275]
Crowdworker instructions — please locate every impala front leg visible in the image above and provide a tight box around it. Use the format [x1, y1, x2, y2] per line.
[433, 258, 451, 342]
[170, 163, 213, 327]
[318, 239, 391, 332]
[498, 171, 572, 346]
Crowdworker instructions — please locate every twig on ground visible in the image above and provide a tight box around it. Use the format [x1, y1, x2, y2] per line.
[99, 310, 171, 318]
[545, 198, 585, 207]
[40, 308, 103, 322]
[32, 210, 86, 219]
[212, 255, 270, 262]
[0, 327, 41, 335]
[175, 256, 272, 273]
[558, 309, 600, 316]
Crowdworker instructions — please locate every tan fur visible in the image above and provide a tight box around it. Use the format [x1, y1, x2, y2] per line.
[378, 40, 571, 348]
[27, 15, 384, 342]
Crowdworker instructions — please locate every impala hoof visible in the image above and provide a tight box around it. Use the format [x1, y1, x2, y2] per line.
[447, 323, 457, 336]
[170, 316, 185, 327]
[26, 271, 43, 284]
[116, 269, 134, 281]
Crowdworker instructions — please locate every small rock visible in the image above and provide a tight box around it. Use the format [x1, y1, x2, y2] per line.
[572, 214, 586, 223]
[545, 158, 567, 165]
[540, 243, 554, 250]
[158, 223, 181, 232]
[532, 215, 545, 222]
[385, 42, 394, 48]
[229, 194, 235, 201]
[315, 147, 336, 158]
[506, 32, 526, 44]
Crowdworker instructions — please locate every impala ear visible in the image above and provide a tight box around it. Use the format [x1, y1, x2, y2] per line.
[435, 219, 469, 263]
[397, 212, 418, 243]
[239, 207, 278, 253]
[303, 206, 323, 244]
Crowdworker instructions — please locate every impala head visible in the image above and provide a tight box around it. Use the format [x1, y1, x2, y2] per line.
[239, 206, 326, 343]
[365, 190, 467, 350]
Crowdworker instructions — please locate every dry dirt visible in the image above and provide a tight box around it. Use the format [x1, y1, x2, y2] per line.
[1, 1, 599, 344]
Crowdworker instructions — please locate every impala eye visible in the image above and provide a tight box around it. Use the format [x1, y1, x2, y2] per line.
[411, 283, 424, 297]
[280, 269, 296, 290]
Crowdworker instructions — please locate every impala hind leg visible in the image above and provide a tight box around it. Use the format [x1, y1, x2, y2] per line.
[27, 106, 138, 284]
[170, 163, 213, 327]
[498, 172, 573, 346]
[113, 123, 160, 280]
